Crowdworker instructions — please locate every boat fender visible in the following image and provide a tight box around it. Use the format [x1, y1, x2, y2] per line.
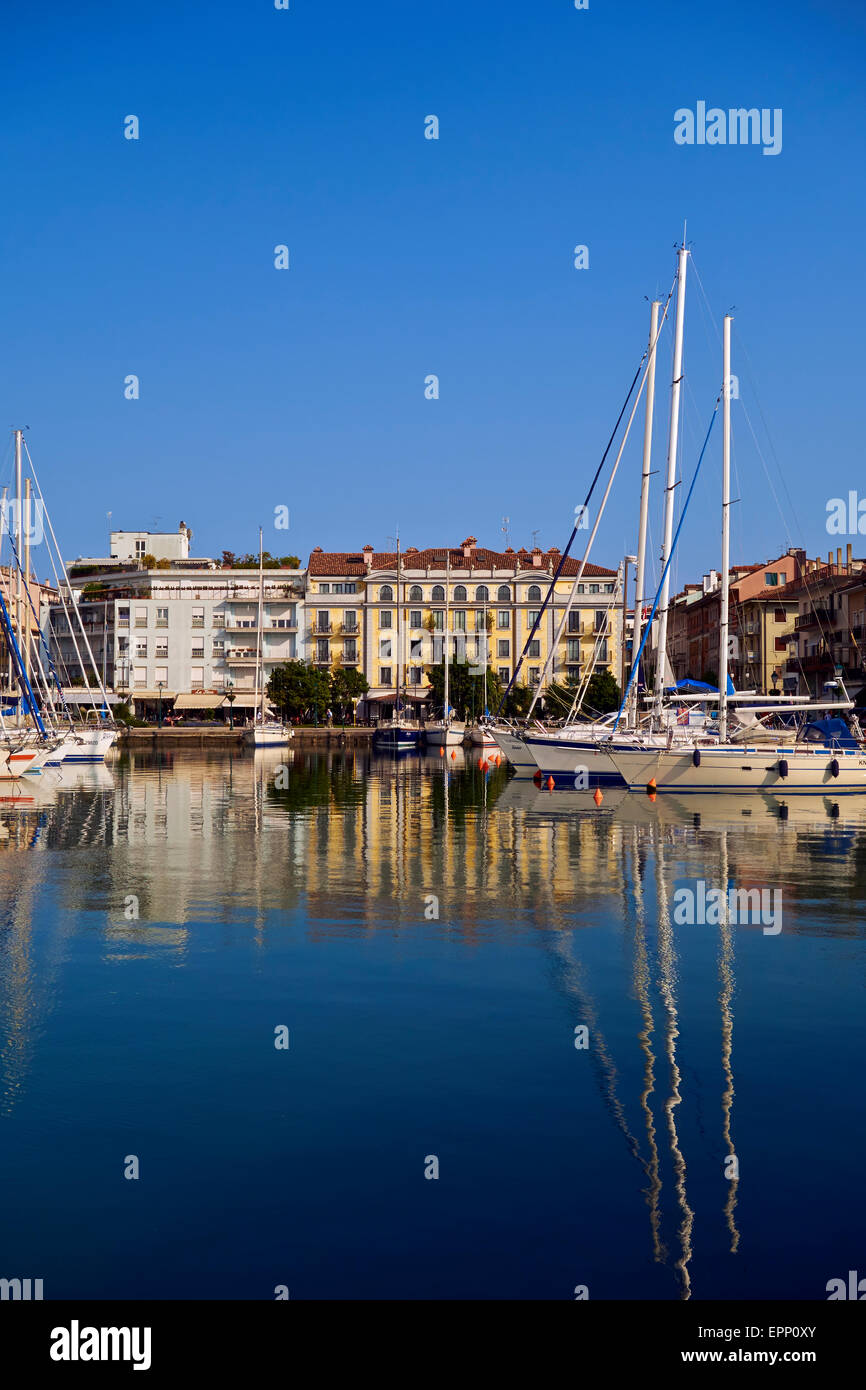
[692, 749, 701, 767]
[830, 758, 840, 778]
[777, 758, 789, 779]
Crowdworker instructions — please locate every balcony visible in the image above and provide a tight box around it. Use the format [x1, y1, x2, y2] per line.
[225, 649, 258, 664]
[795, 609, 832, 630]
[340, 654, 359, 665]
[338, 621, 359, 635]
[155, 619, 168, 629]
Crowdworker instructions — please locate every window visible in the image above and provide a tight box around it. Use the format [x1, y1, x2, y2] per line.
[379, 585, 393, 601]
[567, 639, 581, 662]
[597, 642, 608, 662]
[765, 572, 779, 586]
[432, 584, 445, 601]
[497, 585, 511, 602]
[527, 585, 541, 602]
[604, 583, 615, 593]
[380, 667, 392, 686]
[317, 610, 330, 632]
[211, 642, 223, 656]
[775, 636, 787, 651]
[568, 612, 581, 633]
[135, 606, 148, 627]
[527, 611, 540, 627]
[409, 585, 422, 601]
[475, 610, 488, 630]
[431, 610, 444, 630]
[453, 584, 467, 602]
[410, 610, 422, 629]
[774, 608, 786, 623]
[319, 583, 330, 593]
[192, 644, 204, 659]
[212, 672, 224, 687]
[453, 610, 466, 631]
[475, 585, 489, 602]
[528, 639, 540, 658]
[529, 667, 540, 685]
[135, 640, 147, 658]
[156, 607, 168, 627]
[190, 667, 204, 686]
[133, 665, 147, 687]
[408, 666, 422, 685]
[589, 584, 599, 594]
[498, 667, 510, 684]
[577, 584, 585, 594]
[595, 611, 606, 632]
[192, 606, 204, 627]
[333, 582, 357, 594]
[118, 607, 130, 626]
[497, 610, 510, 629]
[497, 640, 510, 658]
[380, 610, 392, 629]
[343, 610, 357, 631]
[155, 642, 168, 659]
[135, 539, 146, 557]
[316, 640, 330, 663]
[344, 639, 357, 661]
[155, 666, 168, 686]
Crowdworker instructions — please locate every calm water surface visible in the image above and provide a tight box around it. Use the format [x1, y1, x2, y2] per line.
[0, 746, 864, 1300]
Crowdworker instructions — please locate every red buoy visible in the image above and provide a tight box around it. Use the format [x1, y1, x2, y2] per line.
[546, 775, 555, 791]
[593, 788, 603, 806]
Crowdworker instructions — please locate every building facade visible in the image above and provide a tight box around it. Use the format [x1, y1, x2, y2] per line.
[307, 537, 622, 710]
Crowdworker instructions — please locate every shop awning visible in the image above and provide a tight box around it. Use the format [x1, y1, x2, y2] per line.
[59, 690, 123, 705]
[365, 690, 432, 703]
[173, 692, 227, 710]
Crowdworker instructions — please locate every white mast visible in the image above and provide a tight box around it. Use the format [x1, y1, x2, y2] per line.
[257, 526, 265, 724]
[395, 533, 402, 719]
[719, 314, 732, 741]
[14, 430, 23, 726]
[653, 243, 688, 718]
[444, 548, 450, 724]
[630, 298, 660, 726]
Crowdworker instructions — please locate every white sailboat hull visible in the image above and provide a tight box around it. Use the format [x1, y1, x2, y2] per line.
[487, 728, 538, 774]
[607, 743, 866, 793]
[423, 721, 465, 746]
[58, 728, 117, 763]
[244, 724, 293, 748]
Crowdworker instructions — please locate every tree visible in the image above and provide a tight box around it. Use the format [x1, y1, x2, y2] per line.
[267, 661, 331, 720]
[141, 553, 157, 568]
[232, 550, 301, 569]
[221, 550, 236, 569]
[500, 681, 534, 718]
[330, 667, 369, 720]
[581, 670, 622, 715]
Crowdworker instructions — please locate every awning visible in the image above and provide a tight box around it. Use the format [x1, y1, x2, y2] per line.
[127, 690, 178, 701]
[365, 690, 432, 703]
[59, 690, 123, 705]
[173, 692, 227, 710]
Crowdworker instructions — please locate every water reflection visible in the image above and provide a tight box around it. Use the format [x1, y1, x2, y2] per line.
[0, 749, 864, 1297]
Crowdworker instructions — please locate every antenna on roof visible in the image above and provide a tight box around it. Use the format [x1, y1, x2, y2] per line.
[531, 528, 541, 549]
[501, 516, 510, 548]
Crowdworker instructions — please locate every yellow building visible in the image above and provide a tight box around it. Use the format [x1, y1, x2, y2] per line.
[306, 537, 621, 710]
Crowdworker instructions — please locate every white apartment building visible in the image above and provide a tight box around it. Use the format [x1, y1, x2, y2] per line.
[44, 565, 305, 717]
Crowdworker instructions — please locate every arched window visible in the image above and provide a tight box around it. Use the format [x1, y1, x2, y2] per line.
[453, 584, 467, 602]
[379, 585, 393, 601]
[408, 585, 422, 601]
[475, 585, 489, 602]
[497, 585, 511, 602]
[527, 584, 541, 602]
[432, 584, 445, 601]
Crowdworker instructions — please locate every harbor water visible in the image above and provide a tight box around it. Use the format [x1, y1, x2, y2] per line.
[0, 747, 863, 1300]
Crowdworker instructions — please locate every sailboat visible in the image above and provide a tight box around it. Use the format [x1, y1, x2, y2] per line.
[243, 528, 292, 748]
[423, 551, 465, 747]
[607, 314, 866, 793]
[465, 583, 497, 748]
[372, 536, 423, 752]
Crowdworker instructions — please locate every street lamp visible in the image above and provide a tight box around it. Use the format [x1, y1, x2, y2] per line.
[157, 680, 165, 729]
[226, 679, 236, 731]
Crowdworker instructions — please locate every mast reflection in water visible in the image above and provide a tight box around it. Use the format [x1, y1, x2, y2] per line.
[0, 749, 864, 1299]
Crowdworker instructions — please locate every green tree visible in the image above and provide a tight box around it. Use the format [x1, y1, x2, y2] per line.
[267, 661, 331, 720]
[581, 670, 622, 715]
[425, 662, 502, 719]
[329, 667, 369, 720]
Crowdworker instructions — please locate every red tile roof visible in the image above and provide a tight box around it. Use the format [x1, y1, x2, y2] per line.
[307, 546, 616, 578]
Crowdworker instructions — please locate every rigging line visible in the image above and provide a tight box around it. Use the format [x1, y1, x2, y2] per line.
[496, 271, 678, 715]
[613, 395, 722, 731]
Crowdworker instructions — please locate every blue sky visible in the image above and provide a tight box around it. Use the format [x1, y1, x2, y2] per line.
[1, 0, 864, 590]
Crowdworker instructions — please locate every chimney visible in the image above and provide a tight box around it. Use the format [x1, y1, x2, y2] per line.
[531, 547, 543, 568]
[847, 543, 853, 570]
[362, 544, 374, 569]
[837, 547, 843, 572]
[462, 536, 477, 561]
[828, 551, 833, 569]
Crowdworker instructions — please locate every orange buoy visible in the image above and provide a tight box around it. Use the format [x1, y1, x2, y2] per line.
[439, 746, 445, 755]
[546, 775, 555, 791]
[593, 788, 603, 806]
[451, 750, 457, 760]
[533, 769, 542, 784]
[647, 777, 657, 794]
[647, 791, 657, 803]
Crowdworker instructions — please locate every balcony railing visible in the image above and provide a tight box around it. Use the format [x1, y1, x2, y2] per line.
[313, 623, 332, 635]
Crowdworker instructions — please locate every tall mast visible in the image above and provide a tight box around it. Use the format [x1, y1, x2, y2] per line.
[631, 298, 660, 726]
[23, 478, 31, 686]
[14, 430, 23, 725]
[257, 526, 265, 723]
[653, 244, 688, 717]
[719, 314, 732, 741]
[395, 533, 401, 716]
[444, 548, 450, 723]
